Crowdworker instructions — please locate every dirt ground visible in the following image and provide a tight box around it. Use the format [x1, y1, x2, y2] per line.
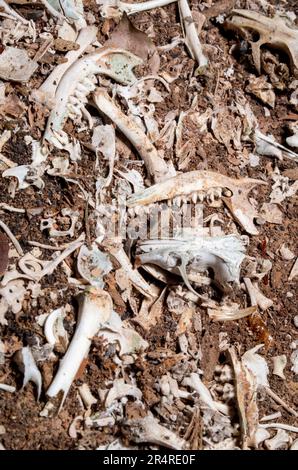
[0, 0, 297, 450]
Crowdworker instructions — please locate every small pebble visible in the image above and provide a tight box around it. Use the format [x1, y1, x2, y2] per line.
[294, 315, 298, 328]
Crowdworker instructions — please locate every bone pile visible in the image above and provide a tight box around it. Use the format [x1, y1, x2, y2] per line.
[0, 0, 297, 451]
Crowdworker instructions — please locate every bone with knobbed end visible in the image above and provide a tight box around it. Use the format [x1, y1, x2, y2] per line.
[178, 0, 208, 68]
[122, 413, 188, 449]
[225, 9, 298, 75]
[46, 288, 113, 408]
[0, 0, 28, 23]
[44, 48, 143, 146]
[93, 88, 174, 183]
[127, 170, 267, 235]
[107, 243, 157, 298]
[35, 26, 98, 107]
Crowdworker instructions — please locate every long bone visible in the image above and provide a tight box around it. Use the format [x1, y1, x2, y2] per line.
[43, 47, 142, 148]
[127, 170, 267, 235]
[93, 88, 174, 183]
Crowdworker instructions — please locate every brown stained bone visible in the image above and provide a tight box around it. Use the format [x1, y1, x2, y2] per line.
[224, 9, 298, 76]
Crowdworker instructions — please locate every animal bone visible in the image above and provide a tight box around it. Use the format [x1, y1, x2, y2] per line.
[42, 0, 86, 30]
[127, 170, 266, 235]
[272, 355, 287, 380]
[44, 48, 142, 148]
[40, 208, 79, 238]
[14, 346, 42, 400]
[265, 429, 290, 450]
[105, 378, 142, 407]
[178, 0, 208, 68]
[47, 288, 113, 407]
[0, 0, 28, 24]
[225, 9, 298, 75]
[182, 373, 228, 414]
[35, 26, 98, 107]
[122, 413, 187, 449]
[93, 88, 174, 183]
[228, 346, 259, 449]
[77, 244, 112, 287]
[98, 0, 178, 18]
[108, 243, 157, 298]
[137, 235, 246, 293]
[243, 278, 273, 311]
[44, 307, 69, 351]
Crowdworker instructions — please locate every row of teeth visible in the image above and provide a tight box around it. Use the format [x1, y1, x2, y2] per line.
[67, 75, 97, 120]
[127, 188, 233, 216]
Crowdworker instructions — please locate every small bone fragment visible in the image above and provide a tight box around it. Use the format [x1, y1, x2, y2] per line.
[272, 355, 287, 380]
[78, 383, 97, 408]
[243, 278, 273, 311]
[289, 257, 298, 281]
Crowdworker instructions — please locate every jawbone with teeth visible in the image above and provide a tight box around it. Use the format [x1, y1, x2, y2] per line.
[136, 235, 247, 293]
[127, 170, 267, 235]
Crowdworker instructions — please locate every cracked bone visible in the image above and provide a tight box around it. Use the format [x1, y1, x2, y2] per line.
[47, 288, 113, 407]
[122, 413, 187, 449]
[93, 88, 174, 183]
[178, 0, 208, 68]
[108, 243, 157, 299]
[127, 170, 266, 235]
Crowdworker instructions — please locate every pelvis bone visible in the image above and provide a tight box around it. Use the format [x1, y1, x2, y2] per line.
[127, 170, 266, 235]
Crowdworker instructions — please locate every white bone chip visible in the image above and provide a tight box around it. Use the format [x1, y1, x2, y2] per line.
[0, 47, 38, 82]
[272, 355, 287, 380]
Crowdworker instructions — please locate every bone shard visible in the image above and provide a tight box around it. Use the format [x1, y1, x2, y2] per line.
[224, 9, 298, 75]
[127, 170, 266, 234]
[14, 346, 42, 400]
[44, 48, 142, 148]
[122, 413, 187, 449]
[178, 0, 208, 68]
